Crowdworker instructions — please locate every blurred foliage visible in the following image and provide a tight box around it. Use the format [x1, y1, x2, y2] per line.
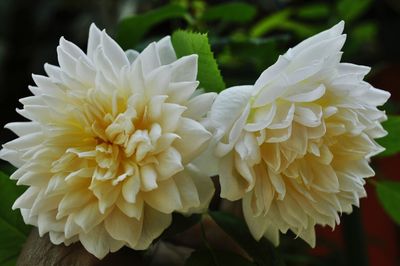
[376, 180, 400, 225]
[117, 4, 188, 49]
[377, 116, 400, 157]
[0, 172, 30, 266]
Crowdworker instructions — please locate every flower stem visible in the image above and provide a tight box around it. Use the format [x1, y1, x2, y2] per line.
[342, 208, 369, 266]
[200, 218, 220, 266]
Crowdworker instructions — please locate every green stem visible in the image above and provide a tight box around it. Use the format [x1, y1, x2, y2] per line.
[200, 218, 220, 266]
[342, 208, 369, 266]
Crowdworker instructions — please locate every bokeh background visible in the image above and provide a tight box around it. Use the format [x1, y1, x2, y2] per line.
[0, 0, 399, 265]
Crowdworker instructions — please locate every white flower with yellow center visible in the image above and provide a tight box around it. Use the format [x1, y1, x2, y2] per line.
[0, 24, 216, 258]
[207, 21, 390, 246]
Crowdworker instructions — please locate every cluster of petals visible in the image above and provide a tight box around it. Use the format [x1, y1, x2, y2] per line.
[0, 24, 215, 258]
[206, 21, 390, 246]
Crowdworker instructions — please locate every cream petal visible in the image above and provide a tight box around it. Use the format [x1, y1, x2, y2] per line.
[122, 175, 140, 203]
[242, 192, 268, 240]
[74, 202, 108, 232]
[268, 168, 286, 200]
[132, 206, 172, 250]
[65, 215, 81, 238]
[245, 103, 276, 132]
[160, 103, 186, 132]
[37, 211, 65, 237]
[116, 195, 143, 219]
[173, 170, 200, 212]
[234, 152, 256, 192]
[268, 102, 295, 129]
[144, 178, 182, 213]
[173, 118, 211, 164]
[12, 187, 40, 210]
[183, 164, 215, 213]
[219, 152, 247, 200]
[104, 208, 143, 247]
[58, 189, 93, 216]
[49, 231, 66, 245]
[156, 147, 184, 179]
[190, 134, 220, 177]
[263, 224, 280, 246]
[297, 224, 316, 247]
[210, 85, 252, 134]
[79, 224, 115, 259]
[140, 164, 158, 191]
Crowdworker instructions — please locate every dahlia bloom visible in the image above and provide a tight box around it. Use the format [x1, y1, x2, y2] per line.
[207, 21, 390, 246]
[0, 24, 215, 258]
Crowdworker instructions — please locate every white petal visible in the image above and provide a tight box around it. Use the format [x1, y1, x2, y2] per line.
[156, 36, 177, 65]
[284, 84, 326, 102]
[170, 55, 198, 82]
[87, 23, 102, 60]
[184, 92, 217, 120]
[100, 30, 129, 69]
[287, 21, 344, 57]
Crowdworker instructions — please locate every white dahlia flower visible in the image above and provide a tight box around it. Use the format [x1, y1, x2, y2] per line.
[207, 21, 390, 246]
[0, 24, 216, 258]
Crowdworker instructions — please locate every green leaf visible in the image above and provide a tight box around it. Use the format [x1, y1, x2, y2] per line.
[336, 0, 373, 22]
[376, 180, 400, 225]
[172, 30, 225, 92]
[0, 171, 30, 264]
[209, 211, 285, 266]
[185, 248, 255, 266]
[376, 115, 400, 157]
[250, 10, 291, 37]
[202, 2, 257, 23]
[117, 4, 188, 49]
[297, 4, 330, 20]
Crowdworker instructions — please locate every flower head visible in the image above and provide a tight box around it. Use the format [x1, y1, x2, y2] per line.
[0, 24, 215, 258]
[207, 21, 390, 246]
